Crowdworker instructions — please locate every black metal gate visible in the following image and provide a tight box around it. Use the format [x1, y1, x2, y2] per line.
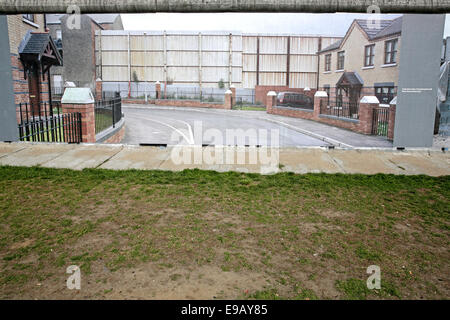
[17, 102, 82, 143]
[372, 107, 390, 136]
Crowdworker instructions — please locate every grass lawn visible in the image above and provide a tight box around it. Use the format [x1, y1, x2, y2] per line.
[234, 105, 266, 111]
[0, 166, 448, 299]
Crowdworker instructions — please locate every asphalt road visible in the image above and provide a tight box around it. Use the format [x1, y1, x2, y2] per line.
[122, 106, 331, 147]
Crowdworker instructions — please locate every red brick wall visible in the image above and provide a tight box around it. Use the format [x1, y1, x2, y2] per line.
[122, 99, 149, 105]
[318, 114, 360, 131]
[224, 92, 233, 109]
[270, 106, 316, 120]
[265, 93, 277, 114]
[102, 125, 125, 144]
[269, 103, 361, 132]
[11, 54, 51, 105]
[155, 99, 229, 109]
[230, 87, 236, 106]
[95, 80, 102, 100]
[357, 102, 377, 134]
[155, 82, 161, 99]
[61, 103, 96, 143]
[388, 103, 396, 141]
[267, 95, 380, 135]
[122, 98, 231, 110]
[12, 53, 54, 125]
[11, 54, 30, 105]
[39, 72, 50, 104]
[255, 85, 317, 105]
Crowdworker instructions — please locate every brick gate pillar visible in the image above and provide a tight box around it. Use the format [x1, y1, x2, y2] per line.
[266, 91, 277, 114]
[358, 96, 380, 135]
[388, 96, 397, 141]
[230, 85, 236, 107]
[61, 88, 96, 143]
[95, 78, 102, 100]
[313, 91, 328, 119]
[224, 90, 233, 109]
[155, 81, 161, 100]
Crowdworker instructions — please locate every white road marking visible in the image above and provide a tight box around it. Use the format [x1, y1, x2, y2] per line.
[177, 120, 194, 144]
[129, 113, 192, 144]
[260, 118, 354, 148]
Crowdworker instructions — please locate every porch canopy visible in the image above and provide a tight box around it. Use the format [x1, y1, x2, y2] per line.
[336, 71, 363, 93]
[18, 30, 63, 78]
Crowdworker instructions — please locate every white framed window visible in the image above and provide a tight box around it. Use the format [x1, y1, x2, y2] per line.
[324, 54, 331, 71]
[22, 14, 34, 23]
[384, 39, 398, 64]
[364, 44, 375, 67]
[22, 14, 39, 28]
[52, 75, 63, 95]
[337, 51, 345, 70]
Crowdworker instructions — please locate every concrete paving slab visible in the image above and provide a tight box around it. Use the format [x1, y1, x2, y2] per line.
[1, 142, 449, 176]
[98, 145, 169, 170]
[0, 143, 28, 159]
[278, 147, 343, 174]
[42, 144, 123, 170]
[0, 143, 75, 167]
[159, 146, 271, 173]
[327, 149, 401, 175]
[386, 151, 450, 176]
[428, 151, 450, 167]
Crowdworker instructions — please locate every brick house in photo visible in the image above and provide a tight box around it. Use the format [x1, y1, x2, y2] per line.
[2, 14, 62, 115]
[317, 16, 402, 108]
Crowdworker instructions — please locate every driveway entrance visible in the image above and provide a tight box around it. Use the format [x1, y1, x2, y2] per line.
[122, 106, 331, 147]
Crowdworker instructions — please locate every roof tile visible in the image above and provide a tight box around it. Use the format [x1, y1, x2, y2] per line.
[20, 33, 50, 54]
[318, 16, 402, 53]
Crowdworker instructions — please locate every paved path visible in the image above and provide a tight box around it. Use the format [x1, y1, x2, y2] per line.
[1, 142, 448, 176]
[121, 105, 393, 148]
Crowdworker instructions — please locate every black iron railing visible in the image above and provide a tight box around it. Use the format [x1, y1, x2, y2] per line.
[372, 107, 390, 136]
[234, 91, 264, 109]
[160, 88, 225, 103]
[17, 102, 82, 143]
[320, 99, 359, 120]
[95, 95, 122, 134]
[199, 93, 225, 104]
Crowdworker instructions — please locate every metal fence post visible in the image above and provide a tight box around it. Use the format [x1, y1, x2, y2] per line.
[78, 112, 82, 142]
[112, 99, 116, 128]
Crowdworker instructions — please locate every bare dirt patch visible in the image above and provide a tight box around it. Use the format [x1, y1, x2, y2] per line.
[9, 239, 34, 250]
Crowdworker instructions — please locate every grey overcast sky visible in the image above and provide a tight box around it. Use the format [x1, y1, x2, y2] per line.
[121, 13, 405, 36]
